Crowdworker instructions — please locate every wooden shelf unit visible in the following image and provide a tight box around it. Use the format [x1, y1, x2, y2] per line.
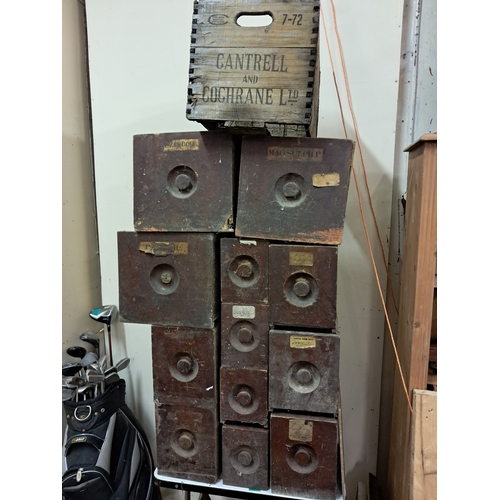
[386, 133, 437, 500]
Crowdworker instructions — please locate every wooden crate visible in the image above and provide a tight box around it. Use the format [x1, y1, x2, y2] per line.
[187, 0, 320, 137]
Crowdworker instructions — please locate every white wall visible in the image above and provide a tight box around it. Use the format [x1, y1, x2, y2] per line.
[84, 1, 403, 498]
[62, 0, 102, 385]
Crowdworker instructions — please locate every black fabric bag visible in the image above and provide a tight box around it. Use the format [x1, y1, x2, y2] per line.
[62, 379, 161, 500]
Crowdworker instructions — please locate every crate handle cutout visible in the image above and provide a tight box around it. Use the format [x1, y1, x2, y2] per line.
[236, 13, 273, 27]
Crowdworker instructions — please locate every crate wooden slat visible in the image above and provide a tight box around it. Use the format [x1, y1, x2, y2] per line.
[187, 0, 320, 136]
[410, 390, 437, 500]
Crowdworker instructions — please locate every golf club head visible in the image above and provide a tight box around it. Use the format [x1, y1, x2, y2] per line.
[62, 362, 83, 377]
[89, 305, 117, 332]
[79, 331, 100, 351]
[66, 345, 87, 359]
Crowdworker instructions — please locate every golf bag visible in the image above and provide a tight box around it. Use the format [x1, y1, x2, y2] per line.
[62, 379, 161, 500]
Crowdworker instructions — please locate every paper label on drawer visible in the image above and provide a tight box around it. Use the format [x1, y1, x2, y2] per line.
[232, 305, 256, 319]
[312, 172, 340, 187]
[289, 252, 314, 267]
[289, 419, 313, 442]
[267, 147, 323, 162]
[139, 242, 188, 256]
[163, 139, 199, 151]
[290, 336, 316, 349]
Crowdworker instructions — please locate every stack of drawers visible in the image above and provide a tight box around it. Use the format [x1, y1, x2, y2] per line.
[116, 1, 356, 498]
[117, 130, 237, 483]
[221, 135, 354, 499]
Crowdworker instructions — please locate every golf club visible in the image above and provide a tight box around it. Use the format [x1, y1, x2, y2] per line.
[66, 345, 87, 360]
[89, 305, 117, 366]
[79, 331, 101, 359]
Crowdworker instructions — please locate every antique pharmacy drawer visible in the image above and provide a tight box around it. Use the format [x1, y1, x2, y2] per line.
[133, 131, 235, 232]
[187, 0, 321, 137]
[268, 329, 340, 415]
[220, 303, 269, 370]
[269, 243, 337, 329]
[222, 424, 269, 490]
[220, 237, 269, 305]
[235, 136, 354, 244]
[117, 232, 218, 328]
[270, 413, 338, 500]
[152, 325, 219, 404]
[220, 366, 268, 426]
[155, 401, 220, 484]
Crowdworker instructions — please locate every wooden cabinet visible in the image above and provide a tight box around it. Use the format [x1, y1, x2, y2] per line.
[387, 133, 437, 500]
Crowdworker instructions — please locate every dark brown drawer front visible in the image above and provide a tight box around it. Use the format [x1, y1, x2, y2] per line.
[269, 330, 340, 415]
[220, 367, 268, 426]
[117, 232, 217, 328]
[269, 244, 337, 329]
[134, 131, 235, 233]
[152, 325, 219, 404]
[235, 136, 354, 245]
[155, 402, 220, 484]
[220, 238, 269, 305]
[221, 303, 269, 370]
[270, 413, 338, 500]
[222, 424, 269, 490]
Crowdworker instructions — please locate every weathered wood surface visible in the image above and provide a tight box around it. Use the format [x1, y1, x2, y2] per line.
[133, 131, 235, 232]
[268, 329, 340, 414]
[117, 232, 218, 328]
[152, 325, 219, 404]
[187, 0, 320, 134]
[220, 237, 269, 305]
[410, 390, 437, 500]
[155, 402, 220, 484]
[269, 244, 338, 329]
[220, 366, 268, 426]
[235, 136, 354, 245]
[270, 413, 338, 500]
[222, 424, 269, 490]
[220, 303, 269, 370]
[192, 0, 319, 48]
[387, 134, 437, 500]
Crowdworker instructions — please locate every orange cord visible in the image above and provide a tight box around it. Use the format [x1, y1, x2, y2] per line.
[321, 2, 412, 413]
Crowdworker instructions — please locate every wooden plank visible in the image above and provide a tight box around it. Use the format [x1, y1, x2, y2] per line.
[387, 135, 437, 500]
[410, 390, 437, 500]
[192, 0, 319, 48]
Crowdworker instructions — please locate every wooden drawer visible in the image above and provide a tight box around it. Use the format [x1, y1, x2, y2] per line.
[270, 413, 338, 499]
[220, 366, 268, 426]
[220, 237, 269, 305]
[269, 244, 337, 329]
[235, 136, 354, 244]
[117, 232, 218, 328]
[221, 303, 269, 370]
[269, 329, 340, 415]
[155, 401, 220, 484]
[222, 424, 269, 490]
[133, 131, 235, 233]
[152, 325, 219, 404]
